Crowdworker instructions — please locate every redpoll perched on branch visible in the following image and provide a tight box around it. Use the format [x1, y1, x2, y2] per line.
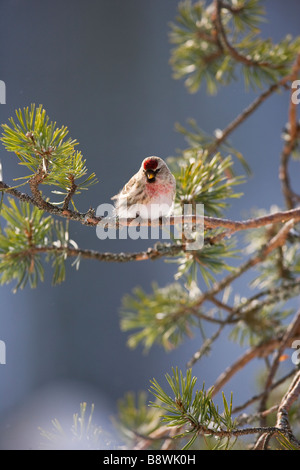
[112, 156, 176, 219]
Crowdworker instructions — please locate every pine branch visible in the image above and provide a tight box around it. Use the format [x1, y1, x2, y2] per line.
[1, 180, 300, 232]
[254, 370, 300, 450]
[232, 369, 297, 417]
[208, 75, 293, 155]
[258, 309, 300, 423]
[211, 336, 300, 399]
[275, 371, 300, 447]
[189, 219, 296, 310]
[148, 367, 300, 450]
[0, 104, 97, 209]
[0, 181, 99, 225]
[169, 0, 300, 93]
[62, 174, 77, 210]
[187, 277, 300, 369]
[29, 164, 53, 211]
[279, 52, 300, 209]
[6, 242, 184, 264]
[186, 317, 230, 367]
[213, 0, 283, 70]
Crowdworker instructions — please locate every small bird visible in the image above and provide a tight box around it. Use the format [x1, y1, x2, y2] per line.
[112, 156, 176, 219]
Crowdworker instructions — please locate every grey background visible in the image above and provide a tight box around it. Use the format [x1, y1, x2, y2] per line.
[0, 0, 299, 449]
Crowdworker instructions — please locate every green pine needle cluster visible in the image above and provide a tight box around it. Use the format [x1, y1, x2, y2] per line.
[173, 239, 237, 285]
[115, 392, 161, 446]
[150, 367, 236, 450]
[0, 198, 51, 291]
[120, 282, 198, 351]
[1, 104, 97, 205]
[0, 198, 74, 291]
[120, 238, 238, 352]
[171, 149, 244, 216]
[39, 402, 113, 450]
[230, 304, 293, 347]
[170, 0, 300, 94]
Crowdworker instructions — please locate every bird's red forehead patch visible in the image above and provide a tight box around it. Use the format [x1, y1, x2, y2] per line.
[143, 158, 158, 171]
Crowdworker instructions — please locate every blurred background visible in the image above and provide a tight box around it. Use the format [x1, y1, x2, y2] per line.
[0, 0, 299, 449]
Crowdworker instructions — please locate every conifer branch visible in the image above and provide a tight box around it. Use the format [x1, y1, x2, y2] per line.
[62, 174, 77, 210]
[208, 75, 293, 155]
[1, 180, 300, 233]
[276, 371, 300, 446]
[186, 219, 297, 313]
[147, 368, 300, 450]
[29, 164, 53, 211]
[5, 243, 184, 264]
[279, 52, 300, 209]
[211, 335, 300, 399]
[254, 370, 300, 449]
[232, 369, 297, 417]
[213, 0, 283, 70]
[258, 309, 300, 422]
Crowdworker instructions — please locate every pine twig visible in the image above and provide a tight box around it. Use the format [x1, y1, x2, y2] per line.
[1, 181, 300, 233]
[29, 163, 52, 211]
[3, 242, 184, 264]
[213, 0, 284, 70]
[211, 324, 300, 399]
[207, 77, 292, 156]
[232, 369, 297, 416]
[62, 174, 77, 210]
[279, 52, 300, 209]
[259, 309, 300, 422]
[254, 370, 300, 450]
[276, 370, 300, 447]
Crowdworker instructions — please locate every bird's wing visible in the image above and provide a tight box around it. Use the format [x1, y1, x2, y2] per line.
[111, 172, 139, 201]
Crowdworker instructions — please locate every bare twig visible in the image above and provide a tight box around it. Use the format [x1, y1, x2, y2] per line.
[279, 52, 300, 209]
[259, 310, 300, 422]
[232, 369, 297, 416]
[3, 242, 184, 264]
[186, 316, 230, 368]
[28, 163, 53, 211]
[135, 417, 297, 451]
[207, 77, 292, 156]
[276, 370, 300, 447]
[189, 219, 296, 315]
[254, 370, 300, 449]
[62, 174, 77, 210]
[211, 331, 300, 399]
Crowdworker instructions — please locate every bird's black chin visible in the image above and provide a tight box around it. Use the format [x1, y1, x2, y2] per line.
[145, 169, 157, 182]
[147, 176, 156, 183]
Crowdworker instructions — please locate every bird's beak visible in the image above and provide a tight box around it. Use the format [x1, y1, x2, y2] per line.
[146, 169, 156, 181]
